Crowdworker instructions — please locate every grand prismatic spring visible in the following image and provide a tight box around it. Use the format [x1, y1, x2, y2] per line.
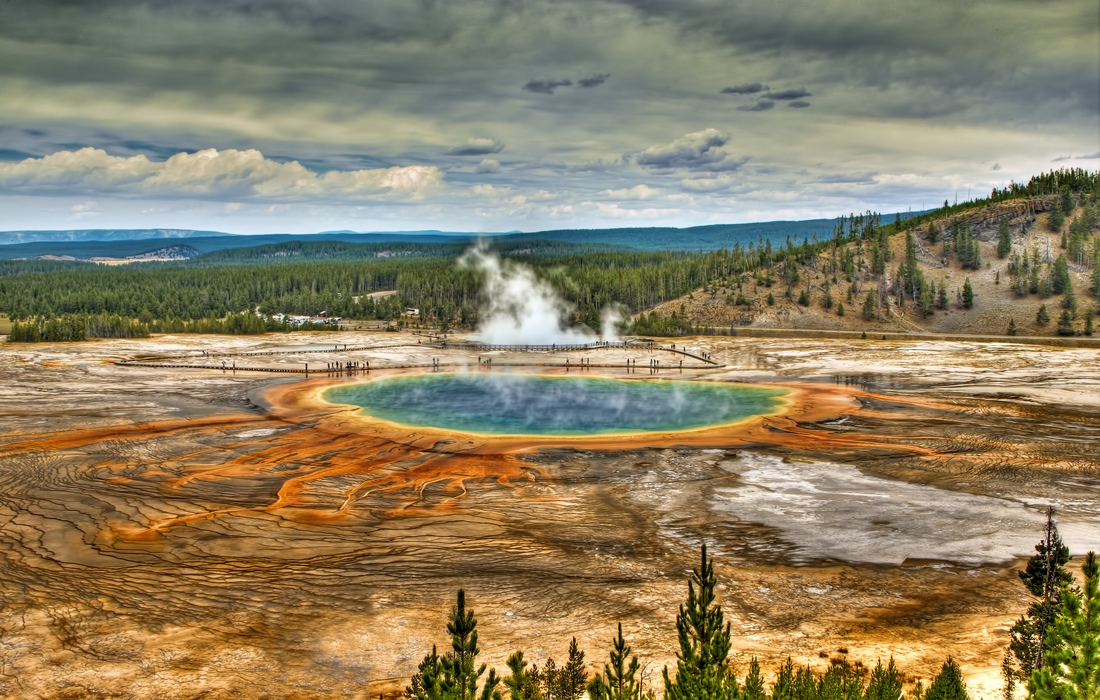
[0, 332, 1097, 697]
[323, 374, 786, 435]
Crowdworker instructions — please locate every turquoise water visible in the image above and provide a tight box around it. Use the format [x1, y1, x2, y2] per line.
[323, 374, 785, 435]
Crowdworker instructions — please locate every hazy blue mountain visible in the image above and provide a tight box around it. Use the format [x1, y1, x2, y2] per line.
[0, 229, 228, 245]
[0, 211, 931, 259]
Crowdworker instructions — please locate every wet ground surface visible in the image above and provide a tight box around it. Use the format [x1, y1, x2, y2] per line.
[0, 332, 1097, 699]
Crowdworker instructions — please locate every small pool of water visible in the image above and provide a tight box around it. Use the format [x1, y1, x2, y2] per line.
[323, 373, 785, 435]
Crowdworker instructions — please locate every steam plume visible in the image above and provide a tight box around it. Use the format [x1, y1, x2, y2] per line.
[461, 242, 620, 345]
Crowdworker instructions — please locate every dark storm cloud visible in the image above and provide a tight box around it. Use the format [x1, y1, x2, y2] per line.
[523, 79, 574, 94]
[615, 0, 1100, 122]
[720, 83, 764, 95]
[737, 100, 774, 112]
[0, 0, 1095, 231]
[445, 138, 505, 156]
[578, 73, 611, 88]
[634, 129, 747, 172]
[767, 88, 812, 101]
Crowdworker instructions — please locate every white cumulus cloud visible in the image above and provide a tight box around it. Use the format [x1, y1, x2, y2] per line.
[0, 148, 443, 201]
[602, 184, 660, 200]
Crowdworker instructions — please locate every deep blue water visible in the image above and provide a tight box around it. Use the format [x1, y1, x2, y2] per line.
[323, 373, 785, 435]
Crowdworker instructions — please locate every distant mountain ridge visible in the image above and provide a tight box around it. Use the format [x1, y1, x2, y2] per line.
[0, 229, 229, 245]
[0, 213, 932, 259]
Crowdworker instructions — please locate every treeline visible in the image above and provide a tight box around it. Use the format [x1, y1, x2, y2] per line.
[8, 313, 150, 342]
[991, 168, 1100, 201]
[0, 237, 858, 332]
[188, 238, 626, 266]
[146, 313, 340, 335]
[404, 523, 1099, 700]
[5, 311, 339, 341]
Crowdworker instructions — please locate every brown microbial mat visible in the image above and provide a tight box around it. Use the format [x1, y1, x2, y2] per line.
[0, 332, 1098, 698]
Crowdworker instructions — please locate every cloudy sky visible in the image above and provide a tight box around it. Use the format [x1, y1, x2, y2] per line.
[1, 0, 1097, 234]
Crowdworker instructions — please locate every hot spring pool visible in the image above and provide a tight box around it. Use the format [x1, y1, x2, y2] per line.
[323, 374, 785, 435]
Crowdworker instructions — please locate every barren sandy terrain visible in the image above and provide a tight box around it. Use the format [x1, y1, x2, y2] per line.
[0, 332, 1097, 699]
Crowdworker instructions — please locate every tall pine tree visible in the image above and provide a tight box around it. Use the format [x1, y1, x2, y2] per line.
[865, 659, 903, 700]
[503, 651, 544, 700]
[587, 624, 644, 700]
[1028, 551, 1099, 700]
[925, 659, 969, 700]
[407, 590, 501, 700]
[997, 219, 1013, 259]
[1007, 508, 1074, 681]
[662, 544, 739, 700]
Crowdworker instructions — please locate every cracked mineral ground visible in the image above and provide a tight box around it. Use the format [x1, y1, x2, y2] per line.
[0, 332, 1097, 698]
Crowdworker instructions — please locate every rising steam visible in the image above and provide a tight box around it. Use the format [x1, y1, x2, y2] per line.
[460, 242, 621, 345]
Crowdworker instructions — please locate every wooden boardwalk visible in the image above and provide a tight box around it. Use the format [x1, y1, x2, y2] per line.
[116, 338, 725, 374]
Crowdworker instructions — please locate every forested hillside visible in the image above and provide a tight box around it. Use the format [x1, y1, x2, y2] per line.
[1, 169, 1096, 341]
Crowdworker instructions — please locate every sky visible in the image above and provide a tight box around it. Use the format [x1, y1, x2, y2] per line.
[1, 0, 1098, 234]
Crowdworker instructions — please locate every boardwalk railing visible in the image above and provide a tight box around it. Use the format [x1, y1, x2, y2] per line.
[455, 341, 631, 352]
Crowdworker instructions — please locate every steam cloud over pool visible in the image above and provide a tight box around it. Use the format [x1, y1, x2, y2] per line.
[324, 374, 785, 435]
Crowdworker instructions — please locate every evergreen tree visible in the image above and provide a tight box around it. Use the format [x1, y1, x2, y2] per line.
[662, 544, 739, 700]
[837, 302, 845, 317]
[1037, 305, 1051, 325]
[1064, 284, 1078, 316]
[865, 659, 903, 700]
[1092, 248, 1100, 298]
[1008, 318, 1018, 336]
[1002, 651, 1017, 700]
[1053, 256, 1072, 295]
[410, 589, 501, 700]
[799, 288, 811, 306]
[927, 220, 940, 244]
[767, 293, 776, 306]
[504, 651, 544, 700]
[771, 657, 798, 700]
[1009, 508, 1074, 679]
[925, 659, 968, 700]
[587, 624, 643, 700]
[962, 278, 974, 309]
[743, 659, 766, 700]
[1087, 314, 1095, 336]
[560, 638, 587, 700]
[543, 659, 560, 699]
[1061, 189, 1076, 216]
[1058, 310, 1076, 336]
[407, 645, 446, 700]
[1051, 206, 1065, 233]
[937, 282, 948, 310]
[1028, 551, 1099, 700]
[862, 291, 878, 321]
[919, 282, 935, 317]
[997, 219, 1013, 258]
